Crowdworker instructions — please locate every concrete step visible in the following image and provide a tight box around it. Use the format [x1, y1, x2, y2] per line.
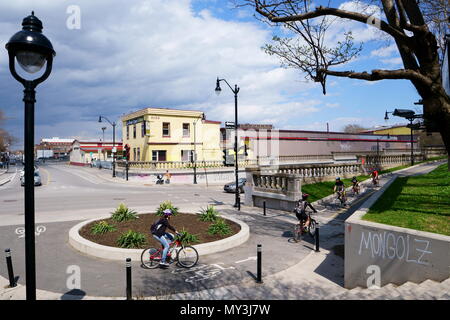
[438, 293, 450, 300]
[417, 279, 446, 298]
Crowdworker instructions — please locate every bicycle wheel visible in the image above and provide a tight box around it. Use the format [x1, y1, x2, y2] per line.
[141, 247, 161, 269]
[308, 219, 317, 238]
[177, 246, 199, 268]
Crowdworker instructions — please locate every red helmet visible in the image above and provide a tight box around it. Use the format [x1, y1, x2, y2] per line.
[302, 193, 309, 200]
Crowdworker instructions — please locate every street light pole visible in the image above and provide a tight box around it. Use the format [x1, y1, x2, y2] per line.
[215, 77, 240, 210]
[99, 116, 116, 177]
[6, 12, 55, 301]
[193, 119, 198, 184]
[409, 118, 414, 166]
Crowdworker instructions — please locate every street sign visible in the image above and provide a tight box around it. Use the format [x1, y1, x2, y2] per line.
[112, 147, 117, 153]
[225, 121, 235, 128]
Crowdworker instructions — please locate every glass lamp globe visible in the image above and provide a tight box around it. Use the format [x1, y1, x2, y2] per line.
[16, 50, 46, 73]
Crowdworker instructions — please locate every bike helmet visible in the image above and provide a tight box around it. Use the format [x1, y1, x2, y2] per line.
[163, 209, 173, 217]
[302, 193, 309, 200]
[336, 177, 341, 180]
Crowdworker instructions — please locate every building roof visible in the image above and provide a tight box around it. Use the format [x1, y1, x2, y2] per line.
[121, 107, 205, 121]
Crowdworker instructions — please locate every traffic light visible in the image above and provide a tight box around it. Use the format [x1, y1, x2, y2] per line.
[124, 144, 130, 161]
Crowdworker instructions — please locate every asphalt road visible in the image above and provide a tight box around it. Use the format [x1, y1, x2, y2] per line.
[0, 161, 442, 298]
[0, 163, 316, 297]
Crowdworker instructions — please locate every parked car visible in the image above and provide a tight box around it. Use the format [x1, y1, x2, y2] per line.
[20, 171, 42, 186]
[224, 178, 247, 193]
[19, 165, 39, 178]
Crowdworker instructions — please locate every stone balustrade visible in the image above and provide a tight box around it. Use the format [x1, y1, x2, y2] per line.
[116, 159, 258, 170]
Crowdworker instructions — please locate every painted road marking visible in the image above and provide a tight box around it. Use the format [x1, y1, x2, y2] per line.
[235, 256, 257, 264]
[15, 225, 47, 238]
[171, 263, 235, 284]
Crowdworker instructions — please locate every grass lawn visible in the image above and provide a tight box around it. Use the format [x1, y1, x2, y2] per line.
[301, 156, 447, 203]
[302, 175, 370, 203]
[363, 163, 450, 236]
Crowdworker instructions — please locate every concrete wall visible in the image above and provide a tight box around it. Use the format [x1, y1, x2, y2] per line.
[345, 177, 450, 288]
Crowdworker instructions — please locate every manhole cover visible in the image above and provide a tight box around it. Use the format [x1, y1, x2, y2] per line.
[3, 200, 17, 203]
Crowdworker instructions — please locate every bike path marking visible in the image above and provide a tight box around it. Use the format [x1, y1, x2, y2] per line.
[235, 257, 257, 264]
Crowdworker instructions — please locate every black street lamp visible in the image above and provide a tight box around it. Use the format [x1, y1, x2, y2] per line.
[98, 116, 116, 177]
[385, 109, 423, 166]
[101, 126, 106, 142]
[6, 12, 55, 301]
[215, 77, 240, 210]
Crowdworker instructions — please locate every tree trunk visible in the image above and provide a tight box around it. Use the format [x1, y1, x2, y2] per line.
[422, 94, 450, 171]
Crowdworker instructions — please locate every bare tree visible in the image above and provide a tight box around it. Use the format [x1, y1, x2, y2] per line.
[239, 0, 450, 168]
[0, 110, 17, 152]
[343, 124, 369, 133]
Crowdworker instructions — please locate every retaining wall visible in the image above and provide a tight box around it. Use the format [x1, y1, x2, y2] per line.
[344, 176, 450, 288]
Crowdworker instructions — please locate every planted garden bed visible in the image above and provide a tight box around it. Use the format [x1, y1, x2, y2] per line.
[78, 203, 241, 249]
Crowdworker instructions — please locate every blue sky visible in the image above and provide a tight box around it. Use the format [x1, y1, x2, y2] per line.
[0, 0, 422, 149]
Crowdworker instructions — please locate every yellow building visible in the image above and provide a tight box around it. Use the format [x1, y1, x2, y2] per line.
[369, 125, 412, 135]
[121, 107, 222, 162]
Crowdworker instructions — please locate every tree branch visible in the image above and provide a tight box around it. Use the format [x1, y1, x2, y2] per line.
[320, 68, 433, 86]
[255, 4, 409, 40]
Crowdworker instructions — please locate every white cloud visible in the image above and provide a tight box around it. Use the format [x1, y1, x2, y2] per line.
[371, 44, 398, 58]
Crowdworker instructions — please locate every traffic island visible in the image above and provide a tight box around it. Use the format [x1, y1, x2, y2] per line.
[68, 212, 249, 261]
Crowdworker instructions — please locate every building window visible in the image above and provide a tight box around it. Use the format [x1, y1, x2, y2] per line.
[141, 122, 146, 138]
[133, 125, 136, 139]
[133, 148, 136, 161]
[181, 150, 193, 162]
[162, 122, 170, 137]
[137, 147, 140, 161]
[183, 123, 190, 137]
[152, 150, 167, 161]
[126, 125, 129, 140]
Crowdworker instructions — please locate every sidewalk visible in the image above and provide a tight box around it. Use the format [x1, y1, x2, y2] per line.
[1, 160, 448, 300]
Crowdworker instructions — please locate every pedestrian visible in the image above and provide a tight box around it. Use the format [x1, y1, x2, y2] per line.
[164, 170, 172, 184]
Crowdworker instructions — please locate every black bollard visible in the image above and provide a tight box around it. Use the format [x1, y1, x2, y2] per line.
[256, 244, 263, 283]
[126, 161, 129, 181]
[5, 249, 16, 287]
[263, 201, 266, 216]
[315, 225, 320, 252]
[126, 258, 132, 300]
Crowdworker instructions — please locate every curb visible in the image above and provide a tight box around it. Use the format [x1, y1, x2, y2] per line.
[312, 159, 447, 206]
[68, 212, 250, 261]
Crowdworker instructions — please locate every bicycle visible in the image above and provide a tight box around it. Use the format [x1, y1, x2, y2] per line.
[336, 190, 347, 206]
[293, 210, 317, 242]
[352, 183, 360, 195]
[372, 176, 379, 186]
[141, 233, 199, 269]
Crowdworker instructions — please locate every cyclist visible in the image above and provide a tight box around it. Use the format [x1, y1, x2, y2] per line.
[351, 176, 360, 194]
[333, 177, 346, 205]
[150, 209, 179, 267]
[371, 168, 379, 185]
[294, 193, 317, 230]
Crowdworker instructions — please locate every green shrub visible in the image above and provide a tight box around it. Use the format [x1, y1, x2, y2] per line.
[111, 203, 138, 222]
[208, 218, 232, 236]
[199, 205, 220, 222]
[176, 228, 199, 245]
[156, 200, 179, 216]
[90, 221, 116, 235]
[116, 230, 147, 248]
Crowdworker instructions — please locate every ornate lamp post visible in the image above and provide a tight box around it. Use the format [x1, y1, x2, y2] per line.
[98, 116, 116, 177]
[385, 109, 423, 166]
[6, 11, 55, 300]
[215, 77, 240, 210]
